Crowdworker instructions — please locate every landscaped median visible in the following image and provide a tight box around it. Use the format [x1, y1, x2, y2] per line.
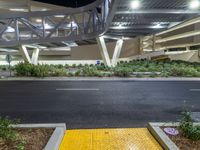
[1, 60, 200, 78]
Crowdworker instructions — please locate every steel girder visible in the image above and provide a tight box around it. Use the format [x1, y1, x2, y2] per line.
[0, 0, 114, 47]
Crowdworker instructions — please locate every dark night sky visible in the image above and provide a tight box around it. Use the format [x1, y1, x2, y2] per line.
[34, 0, 96, 8]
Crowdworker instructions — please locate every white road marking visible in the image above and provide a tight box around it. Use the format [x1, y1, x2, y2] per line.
[189, 89, 200, 92]
[56, 88, 100, 91]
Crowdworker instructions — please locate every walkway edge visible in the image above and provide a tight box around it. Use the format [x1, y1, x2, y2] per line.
[0, 77, 200, 81]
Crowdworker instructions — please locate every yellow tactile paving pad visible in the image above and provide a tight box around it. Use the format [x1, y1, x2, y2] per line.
[59, 128, 163, 150]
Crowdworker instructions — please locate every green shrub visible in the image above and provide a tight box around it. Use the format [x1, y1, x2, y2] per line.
[114, 67, 132, 77]
[160, 71, 169, 77]
[15, 62, 50, 77]
[0, 66, 8, 71]
[12, 60, 200, 78]
[78, 64, 83, 68]
[169, 67, 199, 77]
[149, 72, 157, 78]
[180, 109, 200, 141]
[16, 139, 26, 150]
[51, 68, 66, 77]
[31, 64, 49, 77]
[65, 64, 69, 69]
[67, 72, 74, 77]
[81, 66, 100, 77]
[102, 72, 113, 77]
[72, 64, 76, 68]
[75, 70, 81, 76]
[15, 62, 33, 76]
[0, 117, 17, 141]
[96, 64, 111, 71]
[57, 64, 63, 69]
[0, 117, 26, 150]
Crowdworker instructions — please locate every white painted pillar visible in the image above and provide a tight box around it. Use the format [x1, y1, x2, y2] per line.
[112, 39, 123, 66]
[96, 36, 112, 67]
[19, 45, 31, 63]
[186, 46, 190, 51]
[27, 0, 31, 12]
[31, 48, 40, 65]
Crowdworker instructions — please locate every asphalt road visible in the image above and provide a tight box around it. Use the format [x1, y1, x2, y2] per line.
[0, 80, 199, 129]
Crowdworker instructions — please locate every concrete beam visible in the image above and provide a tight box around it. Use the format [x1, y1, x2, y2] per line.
[115, 9, 200, 15]
[156, 16, 200, 36]
[156, 30, 200, 43]
[109, 25, 168, 30]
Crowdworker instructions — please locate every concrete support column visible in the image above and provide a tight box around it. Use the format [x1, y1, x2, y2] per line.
[31, 48, 40, 65]
[96, 36, 112, 67]
[19, 45, 40, 64]
[112, 39, 123, 66]
[152, 35, 156, 51]
[19, 45, 31, 63]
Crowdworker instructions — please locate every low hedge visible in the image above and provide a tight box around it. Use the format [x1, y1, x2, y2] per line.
[10, 60, 200, 78]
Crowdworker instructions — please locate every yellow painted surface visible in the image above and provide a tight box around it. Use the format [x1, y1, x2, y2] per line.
[59, 128, 163, 150]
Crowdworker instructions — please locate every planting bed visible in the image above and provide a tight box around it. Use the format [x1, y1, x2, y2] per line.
[148, 123, 200, 150]
[161, 127, 200, 150]
[0, 128, 54, 150]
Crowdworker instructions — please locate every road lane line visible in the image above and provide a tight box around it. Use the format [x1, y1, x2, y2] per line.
[56, 88, 100, 91]
[189, 89, 200, 92]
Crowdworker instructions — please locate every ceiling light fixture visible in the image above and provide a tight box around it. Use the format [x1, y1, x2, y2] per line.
[153, 23, 162, 29]
[55, 15, 65, 18]
[131, 0, 140, 9]
[9, 8, 27, 12]
[6, 26, 15, 32]
[36, 19, 42, 23]
[189, 0, 200, 9]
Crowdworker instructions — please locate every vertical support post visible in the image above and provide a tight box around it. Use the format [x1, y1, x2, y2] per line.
[31, 48, 40, 65]
[139, 37, 144, 54]
[152, 35, 156, 51]
[186, 46, 190, 51]
[42, 17, 46, 38]
[96, 36, 112, 67]
[19, 45, 31, 63]
[15, 19, 19, 41]
[27, 0, 31, 12]
[112, 39, 123, 66]
[93, 10, 97, 32]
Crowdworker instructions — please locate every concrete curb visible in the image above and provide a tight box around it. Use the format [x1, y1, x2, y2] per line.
[147, 122, 179, 150]
[1, 77, 200, 81]
[148, 122, 200, 150]
[12, 123, 66, 150]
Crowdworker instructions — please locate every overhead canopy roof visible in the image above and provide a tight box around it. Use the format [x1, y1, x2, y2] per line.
[0, 0, 200, 48]
[106, 0, 200, 38]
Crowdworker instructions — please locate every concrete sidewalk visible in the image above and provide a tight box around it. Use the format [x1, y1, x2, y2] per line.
[59, 128, 162, 150]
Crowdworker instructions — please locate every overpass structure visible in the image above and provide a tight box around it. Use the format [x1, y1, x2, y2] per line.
[0, 0, 200, 66]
